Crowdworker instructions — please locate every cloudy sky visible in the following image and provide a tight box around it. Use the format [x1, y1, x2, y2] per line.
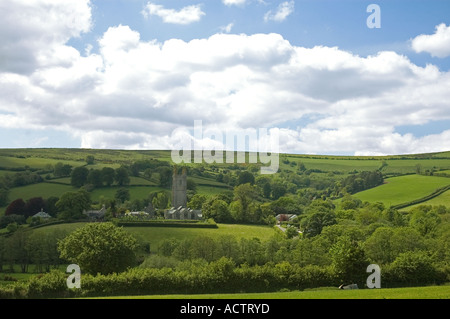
[1, 0, 450, 156]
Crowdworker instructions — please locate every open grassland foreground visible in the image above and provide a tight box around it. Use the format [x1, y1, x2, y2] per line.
[93, 285, 450, 299]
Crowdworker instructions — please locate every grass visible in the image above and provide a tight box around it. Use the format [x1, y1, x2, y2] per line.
[282, 154, 450, 174]
[8, 183, 76, 202]
[125, 223, 276, 250]
[0, 272, 36, 287]
[93, 285, 450, 299]
[0, 155, 81, 170]
[352, 174, 450, 207]
[30, 222, 276, 251]
[406, 189, 450, 210]
[90, 186, 167, 202]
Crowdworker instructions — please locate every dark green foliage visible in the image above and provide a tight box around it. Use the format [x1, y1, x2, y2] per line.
[58, 222, 138, 275]
[85, 155, 95, 165]
[87, 169, 103, 188]
[115, 187, 130, 203]
[115, 166, 130, 186]
[56, 189, 91, 220]
[71, 166, 89, 188]
[0, 188, 9, 207]
[238, 171, 255, 186]
[101, 167, 115, 186]
[53, 162, 72, 177]
[342, 170, 384, 194]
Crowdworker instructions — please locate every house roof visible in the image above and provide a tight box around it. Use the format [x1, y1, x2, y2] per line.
[33, 211, 51, 218]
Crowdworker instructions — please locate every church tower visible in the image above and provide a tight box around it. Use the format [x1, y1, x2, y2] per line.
[172, 166, 187, 208]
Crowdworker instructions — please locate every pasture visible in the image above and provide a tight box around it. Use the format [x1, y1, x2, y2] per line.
[30, 222, 277, 252]
[97, 285, 450, 299]
[352, 174, 450, 207]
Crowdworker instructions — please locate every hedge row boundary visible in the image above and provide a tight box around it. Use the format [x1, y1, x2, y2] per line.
[392, 184, 450, 210]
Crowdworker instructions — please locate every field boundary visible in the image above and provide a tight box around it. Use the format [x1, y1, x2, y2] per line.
[392, 184, 450, 210]
[116, 220, 219, 228]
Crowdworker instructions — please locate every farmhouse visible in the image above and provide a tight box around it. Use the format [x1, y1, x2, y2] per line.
[275, 214, 297, 223]
[32, 208, 51, 219]
[83, 205, 106, 220]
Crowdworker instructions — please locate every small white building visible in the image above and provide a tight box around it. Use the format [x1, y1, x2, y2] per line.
[32, 208, 52, 219]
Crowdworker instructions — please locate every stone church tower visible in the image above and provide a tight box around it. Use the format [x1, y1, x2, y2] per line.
[172, 166, 187, 208]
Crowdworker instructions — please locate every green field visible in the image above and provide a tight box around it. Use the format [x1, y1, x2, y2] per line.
[352, 174, 450, 207]
[31, 222, 277, 251]
[8, 183, 76, 202]
[0, 155, 81, 170]
[284, 153, 450, 174]
[406, 189, 450, 210]
[95, 285, 450, 299]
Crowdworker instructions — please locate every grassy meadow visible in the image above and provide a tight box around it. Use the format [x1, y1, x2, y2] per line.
[406, 189, 450, 211]
[96, 285, 450, 299]
[352, 174, 450, 207]
[31, 222, 277, 252]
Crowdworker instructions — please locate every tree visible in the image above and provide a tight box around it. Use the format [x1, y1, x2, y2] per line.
[202, 198, 232, 223]
[53, 162, 72, 177]
[301, 210, 337, 238]
[285, 226, 299, 239]
[56, 189, 91, 220]
[238, 171, 255, 186]
[101, 167, 115, 186]
[409, 206, 441, 237]
[187, 178, 197, 192]
[364, 227, 395, 264]
[25, 197, 46, 218]
[262, 182, 271, 199]
[115, 187, 130, 204]
[115, 167, 130, 186]
[158, 166, 172, 188]
[45, 196, 59, 217]
[152, 192, 169, 210]
[85, 155, 95, 165]
[5, 198, 26, 216]
[233, 183, 257, 212]
[271, 181, 287, 200]
[87, 169, 103, 188]
[188, 194, 207, 210]
[58, 222, 138, 275]
[389, 251, 443, 285]
[0, 188, 9, 207]
[71, 166, 89, 188]
[330, 236, 368, 285]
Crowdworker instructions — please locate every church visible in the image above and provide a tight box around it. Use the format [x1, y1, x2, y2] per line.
[164, 167, 202, 220]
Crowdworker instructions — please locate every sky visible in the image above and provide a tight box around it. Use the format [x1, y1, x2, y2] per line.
[0, 0, 450, 156]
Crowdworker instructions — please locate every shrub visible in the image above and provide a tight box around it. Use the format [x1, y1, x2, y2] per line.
[385, 251, 446, 286]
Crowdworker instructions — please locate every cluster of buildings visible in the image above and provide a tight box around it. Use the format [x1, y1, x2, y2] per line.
[32, 167, 203, 222]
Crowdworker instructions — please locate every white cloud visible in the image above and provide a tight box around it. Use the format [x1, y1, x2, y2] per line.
[222, 0, 247, 6]
[0, 0, 92, 74]
[142, 2, 205, 25]
[264, 1, 294, 22]
[220, 23, 234, 33]
[1, 2, 450, 156]
[411, 23, 450, 58]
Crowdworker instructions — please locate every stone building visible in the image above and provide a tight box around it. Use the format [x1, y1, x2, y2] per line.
[172, 166, 187, 208]
[163, 166, 202, 220]
[164, 206, 202, 220]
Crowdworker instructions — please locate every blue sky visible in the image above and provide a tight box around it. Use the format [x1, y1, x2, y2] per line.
[1, 0, 450, 155]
